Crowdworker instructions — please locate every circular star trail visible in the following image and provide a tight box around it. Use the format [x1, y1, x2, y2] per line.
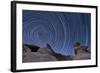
[23, 10, 91, 55]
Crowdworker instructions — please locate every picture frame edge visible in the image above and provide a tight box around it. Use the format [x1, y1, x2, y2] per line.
[11, 1, 98, 72]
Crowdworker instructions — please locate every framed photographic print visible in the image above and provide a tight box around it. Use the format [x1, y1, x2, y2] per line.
[11, 1, 98, 72]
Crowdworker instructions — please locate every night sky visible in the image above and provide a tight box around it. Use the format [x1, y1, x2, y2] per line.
[23, 10, 91, 56]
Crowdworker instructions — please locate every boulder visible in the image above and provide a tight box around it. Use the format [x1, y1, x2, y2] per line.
[23, 44, 40, 52]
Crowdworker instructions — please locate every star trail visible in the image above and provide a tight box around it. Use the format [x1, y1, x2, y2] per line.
[22, 10, 91, 56]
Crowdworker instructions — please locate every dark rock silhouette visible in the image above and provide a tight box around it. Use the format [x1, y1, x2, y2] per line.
[23, 44, 40, 52]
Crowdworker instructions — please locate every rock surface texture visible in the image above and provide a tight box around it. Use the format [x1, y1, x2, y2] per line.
[23, 44, 90, 63]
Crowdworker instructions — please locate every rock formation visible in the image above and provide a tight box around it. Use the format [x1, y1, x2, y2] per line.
[22, 43, 90, 63]
[73, 42, 91, 60]
[23, 44, 40, 52]
[22, 44, 57, 63]
[23, 44, 73, 63]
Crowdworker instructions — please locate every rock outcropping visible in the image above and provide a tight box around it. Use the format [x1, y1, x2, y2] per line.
[23, 43, 90, 63]
[23, 44, 57, 62]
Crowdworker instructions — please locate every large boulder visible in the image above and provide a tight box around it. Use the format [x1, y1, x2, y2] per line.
[22, 46, 57, 63]
[73, 47, 91, 60]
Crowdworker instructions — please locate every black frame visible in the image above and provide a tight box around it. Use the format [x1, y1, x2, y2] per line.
[11, 1, 98, 72]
